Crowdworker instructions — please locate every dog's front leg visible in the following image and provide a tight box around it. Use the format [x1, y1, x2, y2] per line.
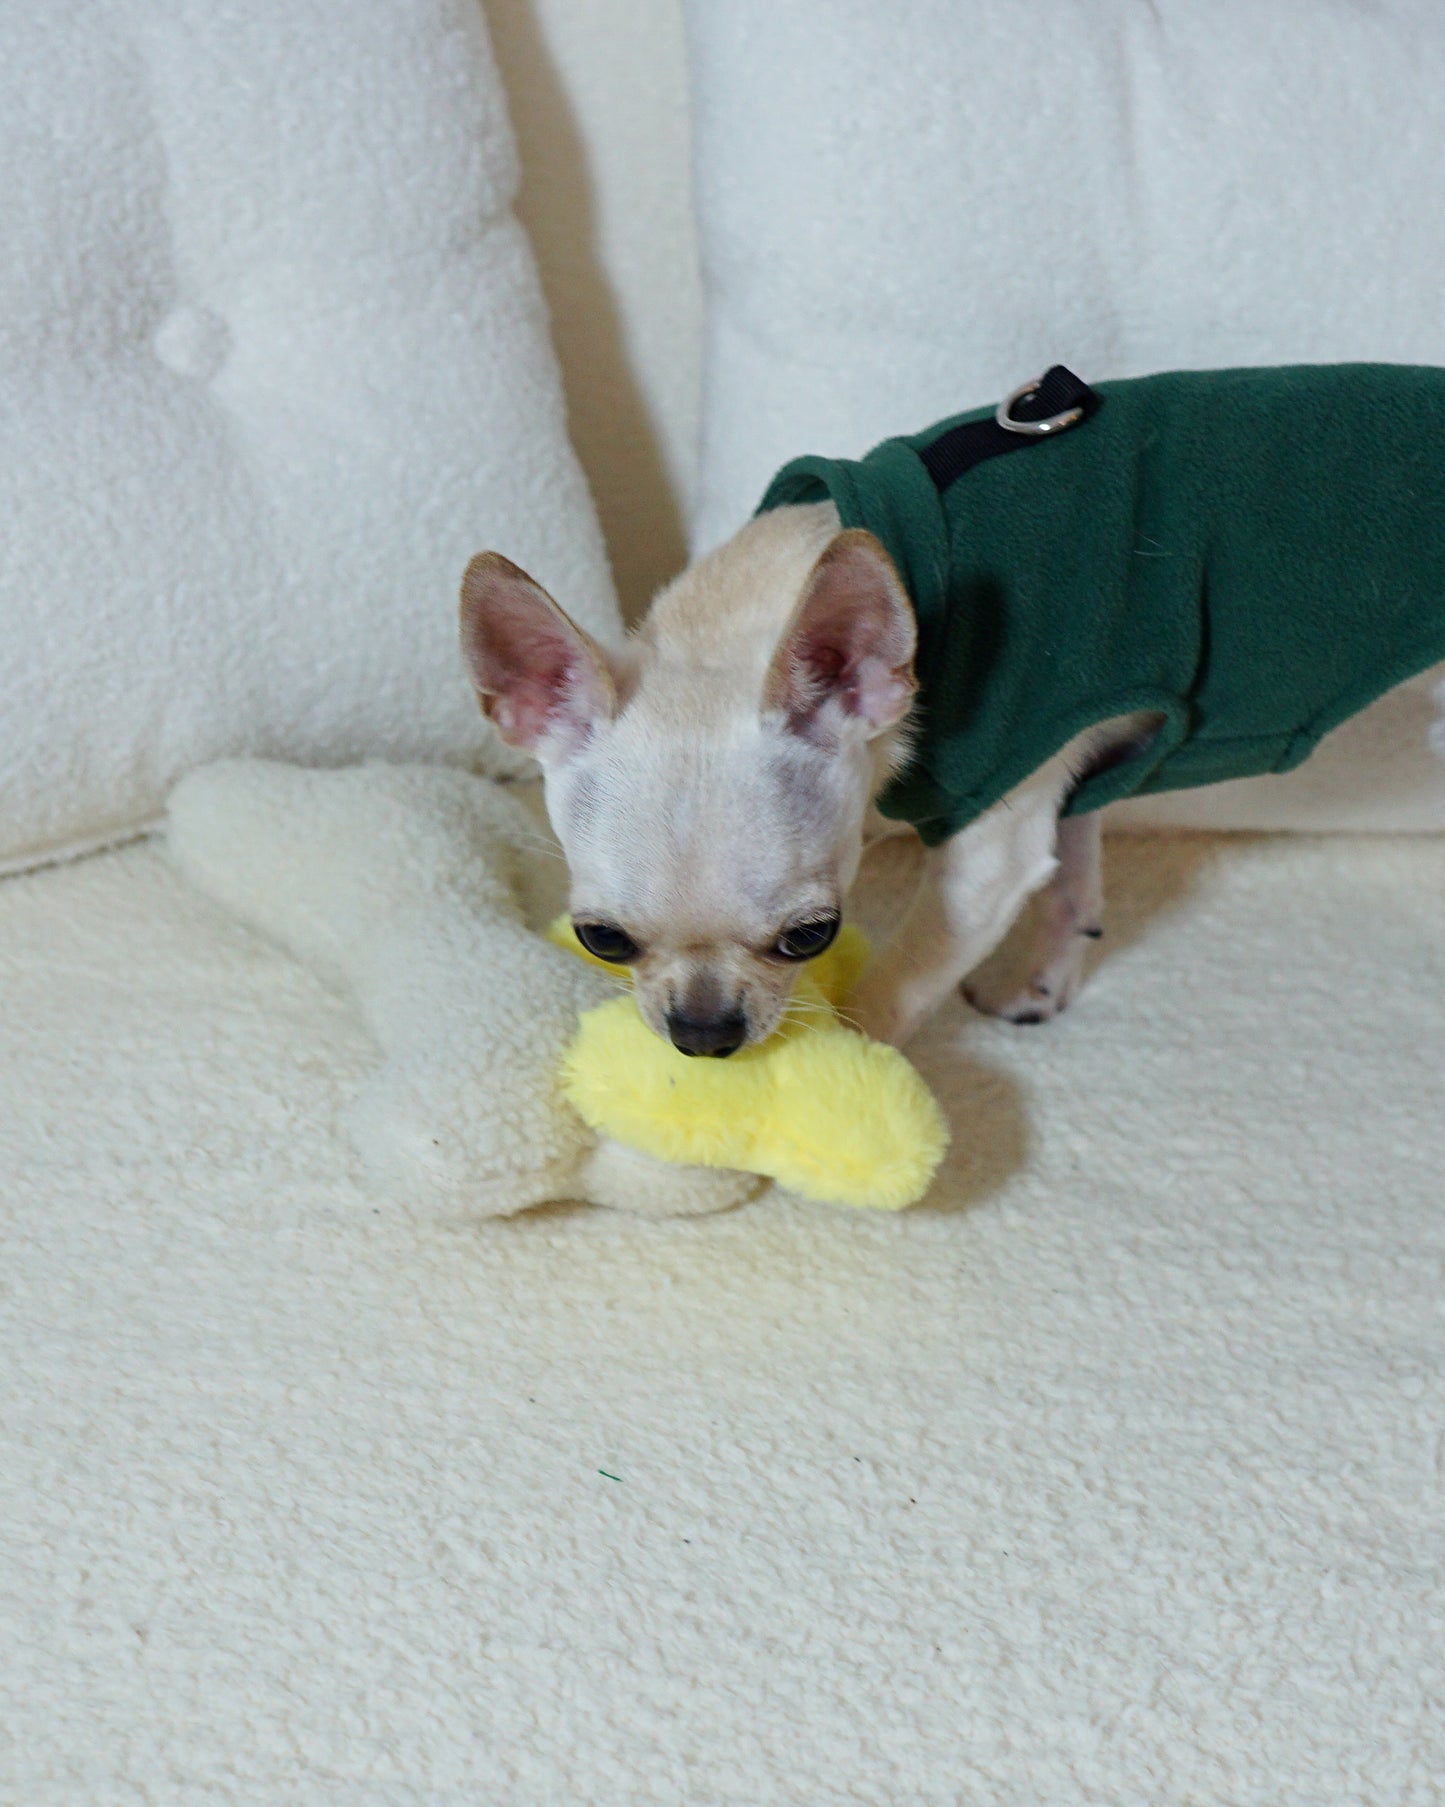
[962, 812, 1104, 1024]
[847, 786, 1064, 1047]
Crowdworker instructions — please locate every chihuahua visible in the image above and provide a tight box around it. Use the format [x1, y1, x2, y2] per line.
[459, 365, 1445, 1056]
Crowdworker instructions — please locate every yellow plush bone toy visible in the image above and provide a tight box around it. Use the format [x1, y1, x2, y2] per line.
[548, 920, 948, 1210]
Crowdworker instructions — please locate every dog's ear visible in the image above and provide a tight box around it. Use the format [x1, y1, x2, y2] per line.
[765, 529, 917, 738]
[460, 552, 618, 760]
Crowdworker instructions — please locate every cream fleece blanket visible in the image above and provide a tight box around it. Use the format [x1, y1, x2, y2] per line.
[1, 825, 1442, 1802]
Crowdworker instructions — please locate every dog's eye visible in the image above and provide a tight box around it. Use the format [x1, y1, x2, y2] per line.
[573, 920, 641, 964]
[775, 914, 841, 962]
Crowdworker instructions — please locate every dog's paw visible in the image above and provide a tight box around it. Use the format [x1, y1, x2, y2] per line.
[961, 933, 1095, 1026]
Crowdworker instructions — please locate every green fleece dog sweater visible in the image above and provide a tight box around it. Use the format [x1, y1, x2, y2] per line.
[757, 363, 1445, 844]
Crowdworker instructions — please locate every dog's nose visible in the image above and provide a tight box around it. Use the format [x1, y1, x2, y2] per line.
[666, 1007, 747, 1058]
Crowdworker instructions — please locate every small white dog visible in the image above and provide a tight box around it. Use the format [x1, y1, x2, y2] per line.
[460, 365, 1445, 1055]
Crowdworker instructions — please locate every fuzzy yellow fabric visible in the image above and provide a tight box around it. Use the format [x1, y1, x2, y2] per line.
[547, 919, 949, 1210]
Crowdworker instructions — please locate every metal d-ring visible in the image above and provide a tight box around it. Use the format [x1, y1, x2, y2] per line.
[995, 375, 1085, 437]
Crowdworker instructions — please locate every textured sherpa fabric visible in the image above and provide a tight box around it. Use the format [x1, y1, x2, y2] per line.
[2, 824, 1443, 1802]
[684, 0, 1445, 831]
[759, 365, 1445, 844]
[0, 0, 619, 875]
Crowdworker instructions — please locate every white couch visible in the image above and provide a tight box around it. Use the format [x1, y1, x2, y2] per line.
[4, 6, 1442, 1802]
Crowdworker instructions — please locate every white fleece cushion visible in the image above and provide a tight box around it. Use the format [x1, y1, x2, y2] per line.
[3, 827, 1444, 1797]
[685, 0, 1445, 830]
[0, 0, 619, 874]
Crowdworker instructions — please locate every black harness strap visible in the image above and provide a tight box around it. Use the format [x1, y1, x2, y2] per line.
[918, 365, 1102, 493]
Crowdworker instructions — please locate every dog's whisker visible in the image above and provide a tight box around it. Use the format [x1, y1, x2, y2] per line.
[779, 998, 851, 1027]
[509, 833, 566, 862]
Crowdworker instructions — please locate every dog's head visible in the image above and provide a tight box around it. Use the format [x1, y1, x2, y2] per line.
[459, 507, 916, 1054]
